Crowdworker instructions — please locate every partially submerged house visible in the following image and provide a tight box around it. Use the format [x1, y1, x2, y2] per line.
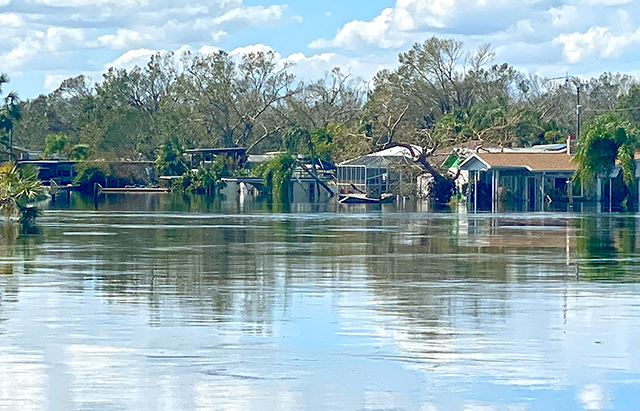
[456, 135, 640, 212]
[337, 145, 421, 200]
[455, 137, 591, 212]
[459, 150, 581, 212]
[17, 160, 78, 185]
[221, 154, 337, 203]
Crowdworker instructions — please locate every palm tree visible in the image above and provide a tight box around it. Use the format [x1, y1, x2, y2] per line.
[0, 74, 21, 160]
[258, 152, 296, 203]
[573, 112, 638, 186]
[0, 163, 45, 227]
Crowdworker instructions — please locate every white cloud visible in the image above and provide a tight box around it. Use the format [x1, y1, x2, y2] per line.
[96, 29, 160, 49]
[226, 44, 393, 81]
[0, 0, 298, 95]
[305, 0, 640, 86]
[583, 0, 632, 4]
[230, 43, 280, 57]
[213, 5, 287, 26]
[44, 73, 70, 91]
[310, 0, 554, 50]
[554, 26, 640, 63]
[1, 26, 86, 69]
[310, 8, 407, 50]
[549, 6, 578, 27]
[198, 45, 221, 55]
[0, 12, 23, 27]
[7, 0, 640, 98]
[109, 48, 158, 68]
[285, 52, 395, 82]
[516, 19, 534, 35]
[33, 0, 148, 7]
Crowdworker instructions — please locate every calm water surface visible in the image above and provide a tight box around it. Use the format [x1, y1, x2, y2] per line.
[1, 194, 640, 410]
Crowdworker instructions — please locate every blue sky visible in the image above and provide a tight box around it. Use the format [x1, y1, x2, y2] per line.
[3, 0, 640, 98]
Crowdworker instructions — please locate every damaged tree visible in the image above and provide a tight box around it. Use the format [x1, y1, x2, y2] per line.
[383, 141, 456, 205]
[363, 68, 456, 205]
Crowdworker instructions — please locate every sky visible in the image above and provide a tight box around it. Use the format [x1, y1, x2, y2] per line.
[3, 0, 640, 98]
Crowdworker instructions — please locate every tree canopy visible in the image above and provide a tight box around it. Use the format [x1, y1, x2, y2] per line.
[574, 113, 638, 186]
[5, 37, 640, 174]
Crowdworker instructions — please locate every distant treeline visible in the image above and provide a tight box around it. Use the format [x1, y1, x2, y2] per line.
[4, 37, 640, 169]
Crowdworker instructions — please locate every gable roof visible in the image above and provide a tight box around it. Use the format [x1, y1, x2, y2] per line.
[460, 152, 577, 172]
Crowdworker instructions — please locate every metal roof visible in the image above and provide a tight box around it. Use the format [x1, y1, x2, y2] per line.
[340, 145, 421, 168]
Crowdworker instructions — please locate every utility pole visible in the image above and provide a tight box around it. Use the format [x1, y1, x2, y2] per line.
[548, 74, 582, 141]
[576, 84, 581, 141]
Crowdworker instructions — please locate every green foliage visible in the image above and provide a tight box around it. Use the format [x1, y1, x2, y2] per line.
[0, 162, 45, 228]
[617, 84, 640, 123]
[18, 206, 41, 233]
[155, 136, 187, 176]
[70, 144, 90, 160]
[309, 128, 334, 162]
[44, 132, 69, 157]
[280, 125, 336, 162]
[172, 156, 226, 195]
[0, 74, 21, 157]
[73, 163, 109, 193]
[257, 152, 296, 203]
[573, 112, 638, 186]
[8, 42, 640, 196]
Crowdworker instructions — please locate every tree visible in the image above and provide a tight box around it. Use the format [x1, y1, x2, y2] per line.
[177, 50, 299, 151]
[154, 136, 188, 176]
[288, 68, 365, 130]
[173, 156, 226, 196]
[0, 163, 45, 229]
[573, 112, 638, 187]
[0, 74, 21, 159]
[44, 132, 70, 157]
[258, 152, 296, 203]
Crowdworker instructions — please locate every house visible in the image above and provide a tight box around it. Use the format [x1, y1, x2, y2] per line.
[600, 154, 640, 212]
[17, 160, 77, 185]
[1, 146, 42, 162]
[337, 145, 421, 199]
[185, 148, 247, 169]
[221, 155, 337, 203]
[444, 142, 569, 197]
[458, 138, 586, 212]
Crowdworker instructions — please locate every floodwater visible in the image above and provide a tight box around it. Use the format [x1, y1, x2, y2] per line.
[1, 194, 640, 411]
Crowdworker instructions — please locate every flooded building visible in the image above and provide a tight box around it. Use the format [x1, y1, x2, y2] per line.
[337, 145, 420, 202]
[17, 160, 78, 185]
[222, 156, 337, 204]
[458, 140, 585, 212]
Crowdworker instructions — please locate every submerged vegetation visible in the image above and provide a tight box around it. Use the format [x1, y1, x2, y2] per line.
[172, 157, 227, 196]
[0, 163, 45, 231]
[574, 113, 638, 187]
[258, 152, 297, 203]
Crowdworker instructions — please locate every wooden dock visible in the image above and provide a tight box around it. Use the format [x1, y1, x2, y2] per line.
[97, 185, 170, 194]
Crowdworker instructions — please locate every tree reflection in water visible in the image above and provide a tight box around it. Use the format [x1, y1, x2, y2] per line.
[1, 200, 640, 409]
